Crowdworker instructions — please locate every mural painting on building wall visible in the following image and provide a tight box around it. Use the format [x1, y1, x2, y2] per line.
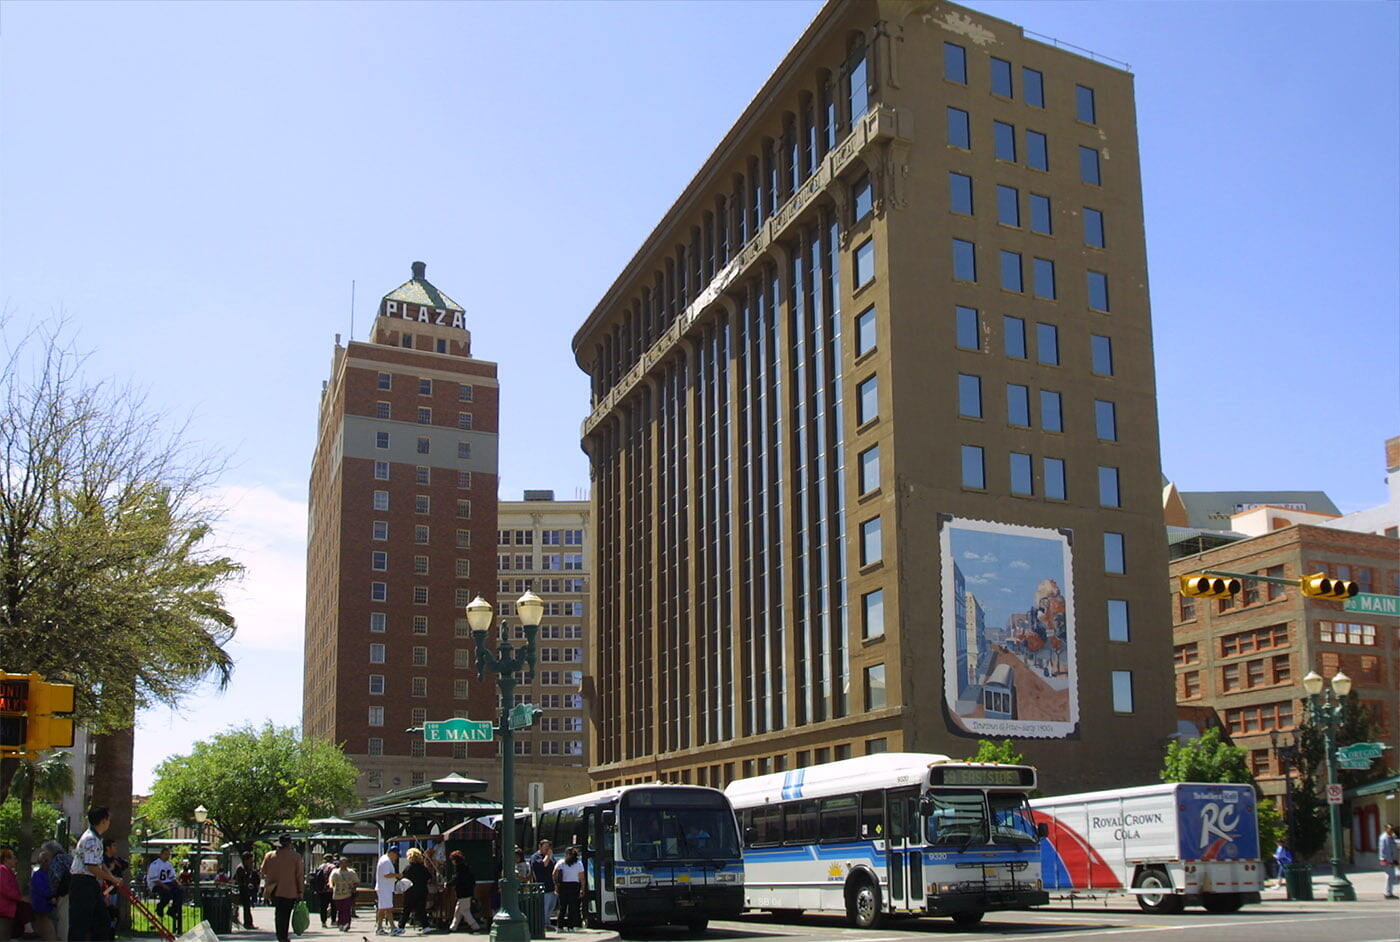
[940, 517, 1079, 739]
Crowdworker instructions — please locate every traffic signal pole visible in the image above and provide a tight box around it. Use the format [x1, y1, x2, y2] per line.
[1201, 569, 1300, 587]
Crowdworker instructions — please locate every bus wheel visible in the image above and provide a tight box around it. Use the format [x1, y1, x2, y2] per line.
[950, 911, 984, 927]
[846, 877, 884, 929]
[1135, 868, 1184, 914]
[686, 918, 710, 933]
[1202, 893, 1244, 913]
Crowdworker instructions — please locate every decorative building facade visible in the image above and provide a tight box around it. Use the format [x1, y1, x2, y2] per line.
[574, 0, 1175, 793]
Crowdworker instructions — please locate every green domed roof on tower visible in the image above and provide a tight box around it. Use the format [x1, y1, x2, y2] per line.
[383, 261, 464, 313]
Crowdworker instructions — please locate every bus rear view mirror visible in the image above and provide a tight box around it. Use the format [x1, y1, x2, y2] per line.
[1036, 822, 1048, 839]
[601, 810, 616, 830]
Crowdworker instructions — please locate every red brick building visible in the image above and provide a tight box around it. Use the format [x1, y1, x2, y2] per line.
[303, 262, 500, 796]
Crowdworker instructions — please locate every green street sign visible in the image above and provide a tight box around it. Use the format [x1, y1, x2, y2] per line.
[423, 718, 494, 742]
[1339, 759, 1372, 770]
[1337, 741, 1387, 761]
[1343, 593, 1400, 617]
[508, 703, 544, 731]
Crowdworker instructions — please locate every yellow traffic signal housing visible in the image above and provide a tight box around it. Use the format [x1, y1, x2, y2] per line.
[26, 678, 76, 751]
[0, 673, 29, 752]
[1179, 574, 1241, 599]
[1300, 573, 1360, 601]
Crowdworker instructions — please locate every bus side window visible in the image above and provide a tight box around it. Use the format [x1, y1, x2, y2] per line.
[539, 810, 559, 848]
[783, 800, 817, 845]
[559, 808, 581, 848]
[861, 791, 883, 838]
[753, 805, 779, 846]
[819, 796, 859, 843]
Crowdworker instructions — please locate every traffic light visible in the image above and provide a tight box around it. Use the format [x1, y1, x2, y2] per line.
[1179, 574, 1241, 599]
[1300, 573, 1359, 601]
[0, 671, 76, 756]
[0, 674, 28, 752]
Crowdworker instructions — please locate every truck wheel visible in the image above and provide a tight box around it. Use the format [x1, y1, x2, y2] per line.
[1202, 893, 1244, 913]
[950, 910, 984, 927]
[846, 877, 884, 929]
[1135, 869, 1184, 914]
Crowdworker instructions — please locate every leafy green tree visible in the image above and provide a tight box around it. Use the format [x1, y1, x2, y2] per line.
[145, 724, 359, 853]
[1256, 798, 1284, 856]
[0, 795, 62, 849]
[1161, 727, 1252, 784]
[1284, 691, 1385, 860]
[968, 739, 1026, 765]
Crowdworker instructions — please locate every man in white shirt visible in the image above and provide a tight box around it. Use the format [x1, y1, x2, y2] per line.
[375, 845, 402, 936]
[69, 806, 123, 942]
[147, 847, 184, 933]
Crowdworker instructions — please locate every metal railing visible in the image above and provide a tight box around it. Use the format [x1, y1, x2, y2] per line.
[1024, 28, 1131, 71]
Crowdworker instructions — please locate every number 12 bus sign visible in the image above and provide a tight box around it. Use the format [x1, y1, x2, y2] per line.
[424, 718, 494, 742]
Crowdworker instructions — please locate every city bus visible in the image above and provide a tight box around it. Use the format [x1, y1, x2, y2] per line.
[724, 753, 1048, 928]
[515, 784, 744, 931]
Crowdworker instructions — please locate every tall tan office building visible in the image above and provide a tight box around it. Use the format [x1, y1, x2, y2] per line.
[304, 262, 500, 795]
[573, 0, 1173, 793]
[496, 491, 591, 766]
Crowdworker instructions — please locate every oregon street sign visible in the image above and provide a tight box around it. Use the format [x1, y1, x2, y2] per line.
[1339, 759, 1372, 770]
[1337, 742, 1387, 761]
[1343, 593, 1400, 616]
[423, 718, 494, 742]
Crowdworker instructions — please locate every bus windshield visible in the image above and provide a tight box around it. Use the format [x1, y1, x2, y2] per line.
[988, 793, 1038, 846]
[924, 790, 986, 846]
[620, 797, 739, 861]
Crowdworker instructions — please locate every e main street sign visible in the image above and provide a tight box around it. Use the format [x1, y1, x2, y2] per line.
[423, 718, 494, 742]
[1343, 593, 1400, 617]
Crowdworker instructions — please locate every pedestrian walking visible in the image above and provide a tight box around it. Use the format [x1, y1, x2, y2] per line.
[552, 847, 585, 931]
[0, 845, 21, 942]
[260, 834, 305, 942]
[529, 840, 558, 930]
[374, 845, 401, 936]
[29, 844, 59, 942]
[1380, 823, 1399, 899]
[68, 807, 123, 942]
[397, 848, 431, 934]
[314, 852, 338, 927]
[234, 850, 260, 928]
[1272, 840, 1293, 889]
[447, 852, 482, 932]
[147, 846, 184, 934]
[46, 840, 72, 942]
[330, 856, 358, 932]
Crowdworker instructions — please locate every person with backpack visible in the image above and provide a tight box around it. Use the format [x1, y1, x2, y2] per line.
[45, 841, 72, 941]
[313, 853, 338, 928]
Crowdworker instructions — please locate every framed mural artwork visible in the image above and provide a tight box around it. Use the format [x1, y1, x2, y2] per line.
[939, 516, 1079, 738]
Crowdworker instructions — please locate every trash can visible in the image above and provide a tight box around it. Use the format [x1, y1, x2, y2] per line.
[518, 884, 547, 939]
[199, 885, 235, 935]
[1284, 862, 1314, 901]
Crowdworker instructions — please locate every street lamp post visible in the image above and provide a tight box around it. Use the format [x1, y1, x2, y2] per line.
[468, 590, 544, 942]
[193, 804, 208, 898]
[1302, 669, 1356, 902]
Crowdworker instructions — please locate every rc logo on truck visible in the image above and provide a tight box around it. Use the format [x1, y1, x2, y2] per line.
[1179, 787, 1257, 861]
[1199, 802, 1240, 854]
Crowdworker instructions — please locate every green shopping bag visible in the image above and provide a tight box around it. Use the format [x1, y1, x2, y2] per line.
[291, 899, 311, 935]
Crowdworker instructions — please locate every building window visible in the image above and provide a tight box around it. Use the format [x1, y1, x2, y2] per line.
[1104, 532, 1126, 574]
[412, 677, 427, 697]
[990, 56, 1013, 97]
[1076, 84, 1097, 124]
[455, 588, 472, 606]
[958, 374, 982, 419]
[1080, 146, 1101, 185]
[961, 445, 985, 489]
[853, 239, 875, 288]
[377, 372, 392, 390]
[1023, 67, 1044, 107]
[373, 460, 389, 480]
[416, 465, 431, 485]
[458, 383, 473, 402]
[857, 375, 878, 424]
[369, 643, 385, 664]
[375, 431, 390, 450]
[1041, 386, 1058, 431]
[949, 172, 974, 215]
[1098, 466, 1121, 508]
[413, 615, 428, 635]
[1175, 643, 1200, 665]
[370, 551, 387, 571]
[1032, 257, 1056, 300]
[418, 378, 433, 396]
[855, 306, 877, 356]
[866, 738, 888, 755]
[1027, 130, 1048, 171]
[1043, 457, 1066, 500]
[1029, 193, 1052, 234]
[1111, 671, 1134, 712]
[415, 495, 430, 514]
[372, 520, 388, 541]
[457, 500, 472, 519]
[1036, 322, 1059, 365]
[1004, 315, 1026, 359]
[952, 239, 976, 282]
[1318, 621, 1377, 646]
[1095, 400, 1118, 441]
[411, 645, 428, 667]
[416, 436, 430, 454]
[994, 121, 1016, 161]
[955, 305, 979, 350]
[455, 619, 470, 639]
[1000, 250, 1023, 292]
[862, 588, 885, 640]
[853, 173, 873, 222]
[944, 41, 966, 83]
[413, 554, 429, 575]
[455, 558, 471, 578]
[1178, 594, 1196, 622]
[864, 664, 887, 710]
[368, 706, 384, 727]
[457, 529, 471, 548]
[416, 407, 432, 425]
[370, 582, 387, 602]
[1006, 383, 1030, 427]
[1084, 208, 1105, 247]
[996, 185, 1019, 226]
[413, 585, 428, 604]
[376, 401, 391, 420]
[1087, 271, 1110, 311]
[370, 612, 386, 633]
[858, 445, 880, 495]
[458, 470, 472, 488]
[401, 333, 413, 348]
[414, 525, 429, 544]
[1107, 600, 1129, 641]
[1009, 452, 1033, 496]
[454, 678, 469, 699]
[369, 674, 385, 695]
[457, 441, 472, 459]
[373, 490, 389, 511]
[947, 107, 971, 149]
[860, 517, 882, 566]
[1182, 671, 1201, 699]
[367, 737, 383, 757]
[1091, 335, 1114, 375]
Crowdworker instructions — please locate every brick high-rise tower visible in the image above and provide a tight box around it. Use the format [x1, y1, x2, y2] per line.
[304, 262, 500, 797]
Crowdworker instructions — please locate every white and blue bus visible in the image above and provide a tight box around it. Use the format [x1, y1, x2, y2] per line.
[725, 753, 1048, 928]
[516, 784, 744, 931]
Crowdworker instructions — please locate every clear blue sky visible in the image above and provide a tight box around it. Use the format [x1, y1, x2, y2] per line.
[2, 1, 1395, 792]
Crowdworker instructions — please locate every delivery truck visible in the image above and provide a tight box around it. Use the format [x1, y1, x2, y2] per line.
[1029, 783, 1263, 913]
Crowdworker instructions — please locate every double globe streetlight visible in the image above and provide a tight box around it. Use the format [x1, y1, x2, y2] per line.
[1301, 669, 1356, 902]
[466, 590, 544, 942]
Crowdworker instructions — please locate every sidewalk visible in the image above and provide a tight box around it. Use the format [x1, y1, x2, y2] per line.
[184, 919, 621, 942]
[1262, 865, 1399, 901]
